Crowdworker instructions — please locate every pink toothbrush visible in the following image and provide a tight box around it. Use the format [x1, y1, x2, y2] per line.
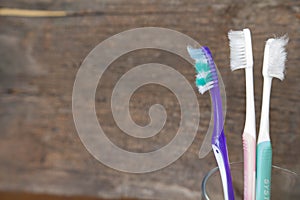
[228, 28, 256, 200]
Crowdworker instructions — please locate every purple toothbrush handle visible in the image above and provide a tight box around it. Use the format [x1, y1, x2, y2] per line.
[212, 129, 235, 200]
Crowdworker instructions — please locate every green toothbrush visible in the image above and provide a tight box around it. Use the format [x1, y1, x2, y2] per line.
[256, 35, 288, 200]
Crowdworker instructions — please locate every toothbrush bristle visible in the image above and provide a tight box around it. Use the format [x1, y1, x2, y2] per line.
[266, 35, 289, 80]
[228, 30, 247, 71]
[187, 46, 218, 94]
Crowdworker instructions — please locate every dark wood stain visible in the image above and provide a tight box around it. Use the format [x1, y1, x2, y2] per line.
[0, 0, 299, 199]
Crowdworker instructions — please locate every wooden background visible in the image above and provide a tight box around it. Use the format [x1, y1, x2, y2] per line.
[0, 0, 299, 199]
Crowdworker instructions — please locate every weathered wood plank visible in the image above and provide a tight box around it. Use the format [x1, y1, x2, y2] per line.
[0, 0, 299, 199]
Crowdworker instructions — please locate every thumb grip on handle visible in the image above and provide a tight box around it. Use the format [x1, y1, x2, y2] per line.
[256, 141, 272, 200]
[212, 130, 235, 200]
[242, 133, 256, 200]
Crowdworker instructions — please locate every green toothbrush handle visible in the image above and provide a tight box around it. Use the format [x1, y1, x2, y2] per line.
[256, 141, 272, 200]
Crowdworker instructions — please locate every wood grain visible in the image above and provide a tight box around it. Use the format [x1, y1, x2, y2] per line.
[0, 0, 299, 199]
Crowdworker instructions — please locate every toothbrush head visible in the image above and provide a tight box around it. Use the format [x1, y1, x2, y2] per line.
[187, 46, 218, 94]
[228, 28, 253, 71]
[263, 35, 289, 80]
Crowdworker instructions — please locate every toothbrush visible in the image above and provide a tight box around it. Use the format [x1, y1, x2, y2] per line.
[256, 36, 288, 200]
[187, 46, 235, 200]
[228, 28, 256, 200]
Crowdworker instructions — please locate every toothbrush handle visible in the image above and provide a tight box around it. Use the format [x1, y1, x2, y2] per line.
[242, 132, 256, 200]
[256, 141, 272, 200]
[212, 130, 235, 200]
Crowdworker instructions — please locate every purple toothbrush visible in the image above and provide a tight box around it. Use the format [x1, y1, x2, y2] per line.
[187, 46, 235, 200]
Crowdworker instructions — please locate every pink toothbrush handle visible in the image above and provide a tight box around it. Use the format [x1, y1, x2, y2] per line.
[243, 132, 256, 200]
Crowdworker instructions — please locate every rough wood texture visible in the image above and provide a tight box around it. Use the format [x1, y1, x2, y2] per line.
[0, 0, 299, 199]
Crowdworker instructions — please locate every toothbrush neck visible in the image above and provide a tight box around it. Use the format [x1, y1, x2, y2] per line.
[244, 67, 256, 135]
[211, 85, 224, 143]
[258, 77, 272, 142]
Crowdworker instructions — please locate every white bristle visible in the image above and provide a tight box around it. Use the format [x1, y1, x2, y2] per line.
[228, 30, 247, 71]
[198, 84, 214, 94]
[187, 46, 217, 94]
[266, 35, 289, 80]
[196, 74, 215, 94]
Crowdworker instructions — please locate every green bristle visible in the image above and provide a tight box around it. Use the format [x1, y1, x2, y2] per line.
[194, 60, 212, 87]
[195, 75, 212, 87]
[195, 61, 210, 73]
[195, 77, 206, 87]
